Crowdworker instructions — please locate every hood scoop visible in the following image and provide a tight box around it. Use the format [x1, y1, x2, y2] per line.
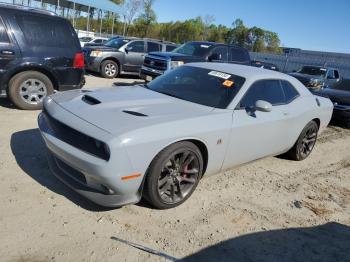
[82, 95, 101, 105]
[122, 110, 148, 117]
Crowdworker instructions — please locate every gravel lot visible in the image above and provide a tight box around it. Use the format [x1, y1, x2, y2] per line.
[1, 74, 350, 262]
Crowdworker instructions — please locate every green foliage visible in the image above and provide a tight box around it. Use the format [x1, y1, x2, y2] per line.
[89, 3, 283, 54]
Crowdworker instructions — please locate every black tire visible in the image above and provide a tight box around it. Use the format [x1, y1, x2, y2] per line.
[8, 71, 54, 110]
[286, 120, 319, 161]
[100, 60, 119, 79]
[144, 141, 203, 209]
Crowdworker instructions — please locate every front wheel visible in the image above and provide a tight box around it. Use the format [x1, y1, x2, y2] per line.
[144, 141, 203, 209]
[101, 60, 119, 79]
[286, 120, 319, 161]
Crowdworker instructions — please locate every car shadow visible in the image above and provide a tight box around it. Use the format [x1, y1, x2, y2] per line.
[181, 222, 350, 262]
[10, 128, 117, 212]
[113, 80, 145, 87]
[0, 97, 16, 109]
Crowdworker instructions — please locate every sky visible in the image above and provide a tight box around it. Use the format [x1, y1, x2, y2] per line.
[153, 0, 350, 53]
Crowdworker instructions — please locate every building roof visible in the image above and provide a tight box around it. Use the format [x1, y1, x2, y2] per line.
[34, 0, 121, 13]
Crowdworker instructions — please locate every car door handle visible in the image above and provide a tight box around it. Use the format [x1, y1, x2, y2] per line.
[0, 50, 15, 55]
[283, 111, 289, 116]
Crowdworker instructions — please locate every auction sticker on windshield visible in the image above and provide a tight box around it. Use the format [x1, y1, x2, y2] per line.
[208, 71, 231, 79]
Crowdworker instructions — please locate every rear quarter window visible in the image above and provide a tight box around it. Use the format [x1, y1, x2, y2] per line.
[15, 15, 77, 48]
[280, 80, 300, 103]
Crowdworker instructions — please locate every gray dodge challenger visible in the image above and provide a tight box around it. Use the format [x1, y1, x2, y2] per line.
[38, 63, 333, 209]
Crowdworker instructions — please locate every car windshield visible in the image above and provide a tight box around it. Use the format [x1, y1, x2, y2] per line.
[146, 66, 245, 109]
[298, 66, 326, 76]
[79, 37, 92, 42]
[104, 38, 130, 48]
[172, 42, 214, 57]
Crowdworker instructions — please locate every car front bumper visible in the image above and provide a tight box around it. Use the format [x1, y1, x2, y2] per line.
[140, 66, 164, 80]
[85, 56, 102, 73]
[46, 151, 141, 207]
[37, 100, 144, 207]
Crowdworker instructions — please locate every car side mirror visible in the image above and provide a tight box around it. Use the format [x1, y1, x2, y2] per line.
[208, 53, 221, 61]
[255, 100, 272, 112]
[125, 46, 131, 53]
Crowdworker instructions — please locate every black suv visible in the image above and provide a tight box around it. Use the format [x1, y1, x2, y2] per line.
[0, 4, 84, 110]
[84, 37, 178, 78]
[140, 41, 251, 81]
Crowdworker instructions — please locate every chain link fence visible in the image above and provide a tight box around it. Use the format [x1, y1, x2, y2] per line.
[250, 51, 350, 79]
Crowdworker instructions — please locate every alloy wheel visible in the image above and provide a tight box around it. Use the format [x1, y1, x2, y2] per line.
[19, 78, 47, 105]
[157, 150, 200, 204]
[104, 63, 117, 77]
[298, 124, 318, 159]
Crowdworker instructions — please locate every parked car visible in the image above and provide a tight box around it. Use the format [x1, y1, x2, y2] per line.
[289, 66, 341, 90]
[83, 37, 108, 47]
[38, 63, 333, 209]
[0, 4, 85, 110]
[140, 41, 251, 81]
[79, 36, 93, 47]
[251, 60, 279, 71]
[313, 79, 350, 127]
[84, 37, 178, 78]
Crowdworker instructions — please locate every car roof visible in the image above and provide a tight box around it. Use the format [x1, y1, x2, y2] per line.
[187, 62, 289, 80]
[186, 41, 246, 49]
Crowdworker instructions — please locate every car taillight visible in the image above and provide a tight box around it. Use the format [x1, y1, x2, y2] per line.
[73, 52, 85, 68]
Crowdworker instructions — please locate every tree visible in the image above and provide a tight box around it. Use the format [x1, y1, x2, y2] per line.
[133, 0, 156, 37]
[122, 0, 144, 36]
[202, 14, 215, 40]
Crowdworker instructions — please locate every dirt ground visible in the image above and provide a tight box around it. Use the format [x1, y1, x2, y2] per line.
[1, 75, 350, 262]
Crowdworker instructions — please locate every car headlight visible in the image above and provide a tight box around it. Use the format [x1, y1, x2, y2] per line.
[309, 78, 322, 86]
[90, 50, 102, 57]
[170, 61, 184, 69]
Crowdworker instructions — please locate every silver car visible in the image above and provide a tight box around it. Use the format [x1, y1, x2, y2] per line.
[38, 63, 333, 209]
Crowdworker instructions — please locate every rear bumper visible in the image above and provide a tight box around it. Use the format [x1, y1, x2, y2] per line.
[58, 77, 85, 91]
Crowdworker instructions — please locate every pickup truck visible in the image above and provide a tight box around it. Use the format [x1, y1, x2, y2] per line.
[140, 41, 251, 81]
[288, 66, 341, 90]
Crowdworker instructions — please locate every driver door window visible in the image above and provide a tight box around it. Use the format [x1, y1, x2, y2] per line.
[239, 80, 285, 109]
[127, 41, 145, 53]
[327, 70, 335, 79]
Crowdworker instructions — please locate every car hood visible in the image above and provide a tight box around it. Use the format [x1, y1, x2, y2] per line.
[289, 72, 324, 81]
[83, 45, 118, 52]
[50, 86, 212, 135]
[148, 52, 204, 62]
[314, 88, 350, 105]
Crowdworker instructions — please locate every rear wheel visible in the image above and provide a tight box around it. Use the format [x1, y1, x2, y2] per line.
[286, 120, 319, 161]
[101, 60, 119, 79]
[8, 71, 54, 110]
[144, 141, 203, 209]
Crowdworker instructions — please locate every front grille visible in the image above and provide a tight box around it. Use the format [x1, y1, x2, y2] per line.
[55, 157, 87, 184]
[143, 57, 168, 71]
[41, 110, 110, 161]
